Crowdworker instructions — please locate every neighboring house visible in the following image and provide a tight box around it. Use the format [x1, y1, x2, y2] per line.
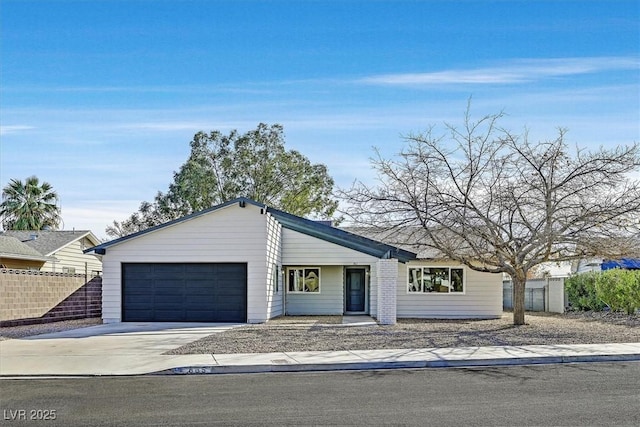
[85, 198, 502, 325]
[571, 257, 640, 273]
[0, 236, 55, 269]
[0, 230, 102, 275]
[571, 258, 605, 274]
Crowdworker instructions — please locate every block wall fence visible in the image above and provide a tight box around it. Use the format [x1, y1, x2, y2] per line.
[0, 269, 102, 327]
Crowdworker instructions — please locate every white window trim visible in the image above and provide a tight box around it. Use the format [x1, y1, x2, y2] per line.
[406, 266, 466, 295]
[286, 267, 322, 294]
[272, 263, 280, 294]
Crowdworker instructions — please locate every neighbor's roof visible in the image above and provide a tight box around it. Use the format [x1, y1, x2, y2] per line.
[86, 198, 417, 263]
[0, 235, 53, 262]
[0, 230, 100, 256]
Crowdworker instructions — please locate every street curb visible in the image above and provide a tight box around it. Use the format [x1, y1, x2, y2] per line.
[154, 353, 640, 375]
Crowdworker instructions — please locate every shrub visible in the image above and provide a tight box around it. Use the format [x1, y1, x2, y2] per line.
[595, 269, 640, 315]
[565, 272, 606, 311]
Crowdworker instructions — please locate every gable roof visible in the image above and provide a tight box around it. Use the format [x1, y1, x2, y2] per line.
[86, 198, 417, 263]
[0, 236, 53, 262]
[0, 230, 100, 256]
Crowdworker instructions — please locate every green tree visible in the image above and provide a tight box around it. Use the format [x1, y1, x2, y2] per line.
[1, 176, 61, 230]
[107, 123, 338, 238]
[341, 106, 640, 325]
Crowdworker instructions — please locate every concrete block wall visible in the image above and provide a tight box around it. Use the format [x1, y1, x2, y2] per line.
[0, 269, 102, 327]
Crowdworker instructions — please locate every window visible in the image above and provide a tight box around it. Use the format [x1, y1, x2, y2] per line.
[287, 268, 320, 293]
[272, 264, 279, 293]
[62, 267, 76, 274]
[407, 267, 464, 293]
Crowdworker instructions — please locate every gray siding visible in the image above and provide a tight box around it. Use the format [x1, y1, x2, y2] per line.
[396, 261, 502, 318]
[285, 266, 344, 315]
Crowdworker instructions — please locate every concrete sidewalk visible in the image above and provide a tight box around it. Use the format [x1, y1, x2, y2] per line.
[164, 343, 640, 375]
[1, 321, 639, 377]
[1, 340, 639, 376]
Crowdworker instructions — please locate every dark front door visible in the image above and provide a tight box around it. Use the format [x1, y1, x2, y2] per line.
[345, 268, 366, 313]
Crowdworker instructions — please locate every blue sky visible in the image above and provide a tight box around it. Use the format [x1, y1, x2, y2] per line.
[1, 0, 638, 239]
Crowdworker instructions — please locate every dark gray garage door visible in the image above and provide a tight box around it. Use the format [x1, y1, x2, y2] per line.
[122, 263, 247, 322]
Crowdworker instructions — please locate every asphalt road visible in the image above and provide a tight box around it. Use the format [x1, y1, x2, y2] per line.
[1, 362, 639, 426]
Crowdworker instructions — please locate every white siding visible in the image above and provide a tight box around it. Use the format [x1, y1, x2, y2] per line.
[281, 229, 379, 315]
[265, 213, 284, 319]
[285, 266, 344, 315]
[101, 203, 270, 323]
[282, 229, 379, 265]
[42, 237, 102, 275]
[396, 261, 502, 318]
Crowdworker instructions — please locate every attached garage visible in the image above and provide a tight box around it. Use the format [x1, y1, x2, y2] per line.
[122, 263, 247, 322]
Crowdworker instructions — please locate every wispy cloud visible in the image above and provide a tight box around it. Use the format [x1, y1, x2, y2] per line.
[0, 125, 35, 135]
[359, 56, 640, 86]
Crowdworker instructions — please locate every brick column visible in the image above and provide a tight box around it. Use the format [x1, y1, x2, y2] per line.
[376, 258, 398, 325]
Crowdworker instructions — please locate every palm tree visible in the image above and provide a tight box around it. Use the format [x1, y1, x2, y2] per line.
[0, 176, 61, 230]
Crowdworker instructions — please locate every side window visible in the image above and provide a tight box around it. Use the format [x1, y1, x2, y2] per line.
[272, 264, 279, 293]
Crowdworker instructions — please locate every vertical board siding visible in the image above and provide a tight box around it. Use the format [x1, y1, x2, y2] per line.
[265, 213, 283, 319]
[369, 264, 378, 318]
[285, 266, 344, 315]
[101, 203, 269, 323]
[396, 262, 503, 318]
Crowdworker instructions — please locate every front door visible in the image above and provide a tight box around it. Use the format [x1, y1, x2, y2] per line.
[345, 268, 366, 313]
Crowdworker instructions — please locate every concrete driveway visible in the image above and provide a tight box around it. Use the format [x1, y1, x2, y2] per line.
[0, 323, 241, 376]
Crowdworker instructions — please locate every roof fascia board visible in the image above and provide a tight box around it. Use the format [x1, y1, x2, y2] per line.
[0, 253, 54, 262]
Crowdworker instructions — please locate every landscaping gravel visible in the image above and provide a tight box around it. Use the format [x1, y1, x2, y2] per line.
[167, 312, 639, 355]
[0, 318, 102, 341]
[2, 313, 637, 356]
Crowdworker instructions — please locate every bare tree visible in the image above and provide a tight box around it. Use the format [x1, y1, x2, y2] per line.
[341, 107, 640, 325]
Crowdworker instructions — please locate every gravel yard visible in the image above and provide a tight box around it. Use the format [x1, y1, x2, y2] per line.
[167, 312, 639, 355]
[0, 318, 102, 341]
[2, 313, 637, 355]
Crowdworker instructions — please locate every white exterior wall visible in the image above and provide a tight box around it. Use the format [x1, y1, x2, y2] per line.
[285, 265, 344, 315]
[101, 203, 270, 323]
[281, 229, 379, 315]
[282, 229, 379, 265]
[265, 213, 284, 319]
[396, 261, 502, 318]
[42, 237, 102, 275]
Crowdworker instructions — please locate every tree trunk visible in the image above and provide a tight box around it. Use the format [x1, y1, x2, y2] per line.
[512, 272, 526, 325]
